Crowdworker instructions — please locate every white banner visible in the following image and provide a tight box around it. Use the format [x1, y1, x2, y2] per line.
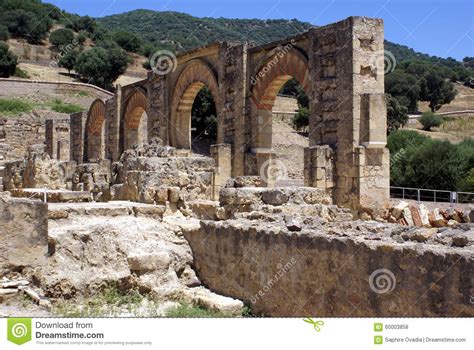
[1, 318, 472, 349]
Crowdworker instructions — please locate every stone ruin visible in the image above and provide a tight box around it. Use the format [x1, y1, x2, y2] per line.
[0, 16, 472, 317]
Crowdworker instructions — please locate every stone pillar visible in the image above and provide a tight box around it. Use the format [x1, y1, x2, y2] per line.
[104, 98, 115, 160]
[108, 86, 122, 161]
[147, 71, 169, 144]
[304, 145, 334, 191]
[218, 43, 247, 177]
[210, 143, 232, 200]
[45, 119, 55, 159]
[70, 112, 86, 164]
[307, 17, 389, 211]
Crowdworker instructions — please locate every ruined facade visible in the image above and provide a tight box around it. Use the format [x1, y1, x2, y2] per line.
[48, 17, 389, 211]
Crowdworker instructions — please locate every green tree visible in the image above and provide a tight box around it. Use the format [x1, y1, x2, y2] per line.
[280, 78, 309, 108]
[75, 48, 110, 87]
[49, 28, 75, 47]
[113, 31, 142, 53]
[0, 25, 9, 41]
[0, 42, 18, 78]
[191, 87, 217, 140]
[388, 130, 473, 191]
[75, 47, 130, 89]
[76, 31, 88, 45]
[385, 69, 420, 113]
[58, 50, 78, 74]
[292, 107, 309, 131]
[66, 16, 96, 34]
[1, 9, 51, 43]
[386, 94, 408, 133]
[420, 70, 457, 111]
[419, 111, 443, 131]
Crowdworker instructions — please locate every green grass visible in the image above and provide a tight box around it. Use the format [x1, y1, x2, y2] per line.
[0, 98, 33, 115]
[165, 302, 226, 318]
[50, 98, 83, 113]
[54, 284, 146, 317]
[77, 91, 89, 97]
[13, 67, 29, 79]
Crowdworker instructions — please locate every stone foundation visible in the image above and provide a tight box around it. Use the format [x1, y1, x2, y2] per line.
[184, 219, 474, 317]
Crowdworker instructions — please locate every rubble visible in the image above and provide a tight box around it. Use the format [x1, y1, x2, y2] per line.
[383, 201, 472, 228]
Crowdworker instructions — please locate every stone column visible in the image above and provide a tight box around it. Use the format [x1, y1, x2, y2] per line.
[210, 143, 232, 200]
[108, 85, 122, 161]
[147, 71, 169, 144]
[70, 112, 86, 164]
[218, 43, 247, 177]
[307, 16, 389, 211]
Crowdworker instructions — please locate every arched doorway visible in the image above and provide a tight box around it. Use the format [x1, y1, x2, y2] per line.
[170, 60, 219, 151]
[122, 89, 148, 152]
[250, 49, 310, 186]
[85, 99, 106, 162]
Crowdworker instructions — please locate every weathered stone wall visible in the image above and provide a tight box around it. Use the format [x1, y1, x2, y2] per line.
[3, 145, 74, 191]
[184, 220, 473, 317]
[45, 118, 70, 161]
[0, 79, 113, 100]
[0, 195, 48, 274]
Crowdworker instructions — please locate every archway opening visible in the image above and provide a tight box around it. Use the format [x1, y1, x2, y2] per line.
[124, 107, 148, 151]
[170, 60, 219, 152]
[272, 78, 309, 185]
[85, 100, 106, 162]
[250, 50, 310, 186]
[190, 86, 217, 156]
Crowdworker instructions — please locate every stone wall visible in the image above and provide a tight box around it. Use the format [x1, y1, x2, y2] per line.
[0, 79, 113, 100]
[45, 118, 70, 161]
[184, 220, 473, 317]
[0, 195, 48, 274]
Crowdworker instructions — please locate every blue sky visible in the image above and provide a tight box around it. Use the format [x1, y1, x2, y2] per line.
[46, 0, 473, 60]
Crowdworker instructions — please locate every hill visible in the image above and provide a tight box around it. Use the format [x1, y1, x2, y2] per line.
[97, 9, 313, 52]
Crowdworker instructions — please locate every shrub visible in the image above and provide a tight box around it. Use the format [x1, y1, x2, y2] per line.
[388, 130, 474, 191]
[0, 42, 17, 77]
[49, 28, 75, 47]
[0, 98, 32, 115]
[13, 67, 29, 78]
[292, 107, 309, 131]
[419, 111, 443, 131]
[387, 129, 429, 154]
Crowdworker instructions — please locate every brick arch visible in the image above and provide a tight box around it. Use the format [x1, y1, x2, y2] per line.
[122, 89, 149, 151]
[251, 49, 310, 110]
[170, 60, 219, 149]
[85, 99, 106, 161]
